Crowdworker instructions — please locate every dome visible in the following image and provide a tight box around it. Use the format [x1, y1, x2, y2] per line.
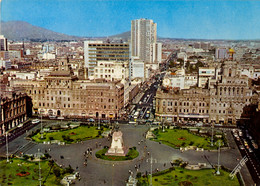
[229, 48, 235, 53]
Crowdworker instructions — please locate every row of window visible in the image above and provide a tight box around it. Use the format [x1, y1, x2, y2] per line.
[162, 101, 208, 107]
[38, 102, 117, 110]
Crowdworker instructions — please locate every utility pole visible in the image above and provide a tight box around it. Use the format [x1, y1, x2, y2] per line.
[147, 155, 157, 186]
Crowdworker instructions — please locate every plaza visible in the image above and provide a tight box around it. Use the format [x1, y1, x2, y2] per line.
[0, 120, 255, 185]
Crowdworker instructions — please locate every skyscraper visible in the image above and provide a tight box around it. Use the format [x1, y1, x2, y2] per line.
[0, 35, 8, 51]
[131, 18, 157, 62]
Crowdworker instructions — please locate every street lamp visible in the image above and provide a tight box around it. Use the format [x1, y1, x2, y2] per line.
[147, 155, 157, 186]
[5, 131, 9, 163]
[211, 123, 214, 146]
[40, 110, 44, 139]
[37, 149, 42, 186]
[215, 140, 224, 175]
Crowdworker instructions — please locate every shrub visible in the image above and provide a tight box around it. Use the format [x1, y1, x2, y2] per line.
[53, 167, 61, 178]
[136, 172, 142, 178]
[23, 155, 29, 160]
[49, 136, 54, 140]
[64, 165, 74, 174]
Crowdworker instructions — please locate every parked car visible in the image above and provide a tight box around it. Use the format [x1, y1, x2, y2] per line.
[32, 119, 40, 124]
[88, 118, 95, 122]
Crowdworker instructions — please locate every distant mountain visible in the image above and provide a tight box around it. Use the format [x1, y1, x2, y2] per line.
[1, 21, 82, 41]
[109, 31, 131, 41]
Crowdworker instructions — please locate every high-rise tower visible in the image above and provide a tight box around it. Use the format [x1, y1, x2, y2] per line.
[131, 18, 157, 62]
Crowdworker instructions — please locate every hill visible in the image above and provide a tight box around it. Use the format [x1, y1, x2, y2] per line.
[1, 21, 81, 41]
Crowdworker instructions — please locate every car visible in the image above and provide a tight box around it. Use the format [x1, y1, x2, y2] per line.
[88, 118, 95, 122]
[49, 115, 56, 119]
[17, 124, 23, 128]
[32, 119, 40, 124]
[239, 145, 245, 150]
[248, 148, 253, 153]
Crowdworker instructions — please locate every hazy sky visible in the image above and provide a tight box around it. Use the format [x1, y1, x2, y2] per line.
[1, 0, 260, 40]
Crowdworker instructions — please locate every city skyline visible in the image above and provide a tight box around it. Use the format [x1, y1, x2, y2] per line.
[1, 0, 260, 40]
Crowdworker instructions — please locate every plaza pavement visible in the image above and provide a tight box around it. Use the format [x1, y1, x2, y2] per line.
[0, 123, 255, 186]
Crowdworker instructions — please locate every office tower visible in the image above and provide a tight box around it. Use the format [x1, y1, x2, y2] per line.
[0, 35, 8, 51]
[131, 18, 157, 62]
[84, 41, 129, 78]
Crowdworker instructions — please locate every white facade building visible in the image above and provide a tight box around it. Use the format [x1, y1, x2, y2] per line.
[132, 61, 145, 80]
[93, 60, 129, 85]
[198, 67, 216, 88]
[131, 18, 157, 63]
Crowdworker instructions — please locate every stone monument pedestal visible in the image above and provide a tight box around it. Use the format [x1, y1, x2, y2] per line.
[106, 131, 127, 156]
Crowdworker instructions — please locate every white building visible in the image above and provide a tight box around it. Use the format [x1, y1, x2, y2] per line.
[93, 60, 129, 85]
[0, 60, 11, 69]
[198, 67, 216, 88]
[162, 72, 197, 90]
[84, 41, 129, 78]
[151, 42, 162, 63]
[0, 35, 8, 51]
[132, 61, 145, 80]
[131, 18, 157, 63]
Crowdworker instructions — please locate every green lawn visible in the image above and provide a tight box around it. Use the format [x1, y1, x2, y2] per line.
[152, 129, 223, 150]
[138, 167, 240, 186]
[31, 126, 108, 144]
[96, 147, 139, 161]
[0, 158, 65, 186]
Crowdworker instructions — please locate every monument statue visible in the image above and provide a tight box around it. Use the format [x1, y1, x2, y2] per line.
[106, 131, 127, 156]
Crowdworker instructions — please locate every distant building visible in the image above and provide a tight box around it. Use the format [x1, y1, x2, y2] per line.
[93, 60, 129, 85]
[215, 48, 228, 59]
[131, 18, 157, 62]
[198, 67, 216, 88]
[84, 41, 129, 78]
[0, 35, 8, 51]
[131, 61, 145, 79]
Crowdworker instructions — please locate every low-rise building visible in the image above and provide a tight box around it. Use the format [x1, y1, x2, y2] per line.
[0, 92, 31, 135]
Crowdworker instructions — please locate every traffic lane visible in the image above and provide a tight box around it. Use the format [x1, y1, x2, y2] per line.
[233, 132, 260, 184]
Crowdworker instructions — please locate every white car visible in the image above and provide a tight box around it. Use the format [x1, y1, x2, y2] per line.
[32, 119, 40, 124]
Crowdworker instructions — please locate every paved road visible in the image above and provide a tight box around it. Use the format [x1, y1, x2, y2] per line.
[0, 123, 255, 186]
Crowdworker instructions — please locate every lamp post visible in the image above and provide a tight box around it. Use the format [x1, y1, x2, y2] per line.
[40, 109, 44, 139]
[147, 155, 157, 186]
[216, 140, 223, 175]
[6, 131, 9, 163]
[211, 123, 214, 146]
[37, 149, 42, 186]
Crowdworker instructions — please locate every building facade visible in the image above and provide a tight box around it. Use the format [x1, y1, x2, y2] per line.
[0, 35, 8, 51]
[0, 93, 29, 135]
[155, 61, 254, 125]
[84, 41, 129, 78]
[10, 60, 125, 119]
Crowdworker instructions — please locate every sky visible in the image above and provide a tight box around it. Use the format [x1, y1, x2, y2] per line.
[1, 0, 260, 40]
